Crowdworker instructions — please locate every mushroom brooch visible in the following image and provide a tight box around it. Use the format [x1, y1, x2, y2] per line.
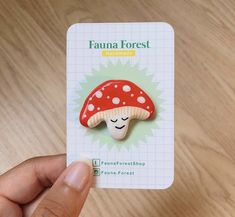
[80, 80, 155, 140]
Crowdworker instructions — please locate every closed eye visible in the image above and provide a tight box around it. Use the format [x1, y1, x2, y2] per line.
[121, 117, 129, 121]
[110, 119, 118, 123]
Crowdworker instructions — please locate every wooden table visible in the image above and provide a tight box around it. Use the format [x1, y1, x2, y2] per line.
[0, 1, 235, 216]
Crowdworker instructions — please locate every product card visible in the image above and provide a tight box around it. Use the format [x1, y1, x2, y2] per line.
[67, 22, 174, 189]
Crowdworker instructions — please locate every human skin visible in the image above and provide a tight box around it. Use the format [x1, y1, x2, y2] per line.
[0, 154, 93, 217]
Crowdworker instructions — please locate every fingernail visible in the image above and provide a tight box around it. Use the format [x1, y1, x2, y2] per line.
[78, 156, 92, 169]
[64, 161, 91, 191]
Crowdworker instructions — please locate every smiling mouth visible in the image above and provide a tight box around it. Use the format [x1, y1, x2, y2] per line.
[115, 125, 125, 129]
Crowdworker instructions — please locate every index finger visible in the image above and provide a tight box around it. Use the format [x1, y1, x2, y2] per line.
[0, 154, 66, 204]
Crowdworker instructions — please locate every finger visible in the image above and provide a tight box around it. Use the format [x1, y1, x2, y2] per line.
[23, 177, 92, 217]
[23, 189, 50, 217]
[0, 154, 66, 204]
[0, 196, 22, 217]
[32, 161, 93, 217]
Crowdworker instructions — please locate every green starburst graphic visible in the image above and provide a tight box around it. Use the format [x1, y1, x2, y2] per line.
[74, 61, 163, 149]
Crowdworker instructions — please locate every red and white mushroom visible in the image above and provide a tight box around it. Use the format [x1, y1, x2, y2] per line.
[80, 80, 155, 140]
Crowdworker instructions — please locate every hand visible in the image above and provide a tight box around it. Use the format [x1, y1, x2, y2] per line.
[0, 154, 93, 217]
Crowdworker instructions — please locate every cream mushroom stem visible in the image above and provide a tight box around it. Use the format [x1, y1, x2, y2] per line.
[87, 106, 151, 140]
[105, 114, 131, 140]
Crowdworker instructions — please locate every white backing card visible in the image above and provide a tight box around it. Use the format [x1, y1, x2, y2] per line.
[67, 22, 174, 189]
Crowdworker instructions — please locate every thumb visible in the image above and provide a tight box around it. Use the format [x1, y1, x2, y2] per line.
[32, 161, 93, 217]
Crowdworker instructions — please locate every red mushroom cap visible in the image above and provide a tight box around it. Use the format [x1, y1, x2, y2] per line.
[80, 80, 155, 127]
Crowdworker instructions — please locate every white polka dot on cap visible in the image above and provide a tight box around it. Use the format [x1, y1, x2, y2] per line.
[112, 97, 120, 104]
[122, 85, 131, 92]
[88, 104, 95, 111]
[137, 96, 146, 104]
[95, 90, 103, 98]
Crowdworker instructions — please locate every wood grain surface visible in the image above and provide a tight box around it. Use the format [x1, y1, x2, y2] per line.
[1, 0, 235, 216]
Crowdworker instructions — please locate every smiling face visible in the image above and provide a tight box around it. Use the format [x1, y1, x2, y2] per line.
[106, 115, 130, 140]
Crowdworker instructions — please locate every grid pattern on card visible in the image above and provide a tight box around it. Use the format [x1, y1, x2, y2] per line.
[67, 22, 174, 189]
